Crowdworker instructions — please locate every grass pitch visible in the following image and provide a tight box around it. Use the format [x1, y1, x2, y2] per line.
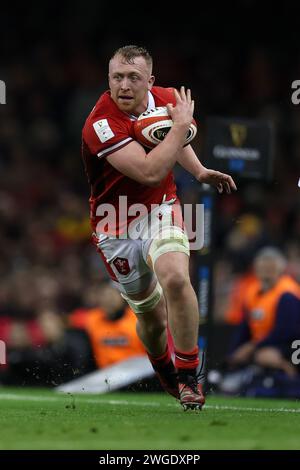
[0, 388, 299, 449]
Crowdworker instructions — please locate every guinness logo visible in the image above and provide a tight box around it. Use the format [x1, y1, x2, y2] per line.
[230, 124, 247, 147]
[153, 127, 170, 141]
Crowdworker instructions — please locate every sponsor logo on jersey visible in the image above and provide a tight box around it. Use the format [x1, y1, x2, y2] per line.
[93, 119, 115, 143]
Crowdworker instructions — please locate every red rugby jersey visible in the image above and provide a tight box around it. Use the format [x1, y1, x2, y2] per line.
[82, 86, 178, 236]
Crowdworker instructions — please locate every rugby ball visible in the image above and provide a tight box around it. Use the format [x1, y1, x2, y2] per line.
[134, 106, 197, 149]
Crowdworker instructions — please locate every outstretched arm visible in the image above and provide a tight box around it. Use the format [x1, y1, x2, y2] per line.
[177, 145, 237, 194]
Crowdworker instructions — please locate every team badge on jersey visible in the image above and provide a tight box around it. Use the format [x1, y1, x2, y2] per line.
[113, 257, 130, 275]
[93, 119, 115, 143]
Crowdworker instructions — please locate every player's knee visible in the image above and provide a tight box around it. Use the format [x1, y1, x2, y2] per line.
[162, 270, 190, 295]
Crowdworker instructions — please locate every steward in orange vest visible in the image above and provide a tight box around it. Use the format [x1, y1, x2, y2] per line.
[229, 248, 300, 368]
[69, 283, 145, 368]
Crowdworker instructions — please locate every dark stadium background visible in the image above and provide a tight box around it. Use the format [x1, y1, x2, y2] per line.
[0, 1, 300, 384]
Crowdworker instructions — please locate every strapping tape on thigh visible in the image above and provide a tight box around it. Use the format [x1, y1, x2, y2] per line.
[148, 226, 190, 267]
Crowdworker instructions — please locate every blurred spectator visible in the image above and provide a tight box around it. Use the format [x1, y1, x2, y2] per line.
[210, 247, 300, 397]
[228, 247, 300, 375]
[0, 310, 94, 386]
[69, 283, 145, 369]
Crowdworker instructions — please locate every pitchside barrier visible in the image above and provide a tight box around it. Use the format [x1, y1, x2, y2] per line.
[197, 117, 274, 385]
[56, 356, 153, 394]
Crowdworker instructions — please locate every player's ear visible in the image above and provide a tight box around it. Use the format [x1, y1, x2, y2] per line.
[148, 75, 155, 90]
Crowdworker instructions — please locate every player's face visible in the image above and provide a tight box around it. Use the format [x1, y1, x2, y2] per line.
[109, 55, 155, 115]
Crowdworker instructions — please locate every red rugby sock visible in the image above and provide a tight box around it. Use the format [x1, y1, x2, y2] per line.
[175, 346, 199, 373]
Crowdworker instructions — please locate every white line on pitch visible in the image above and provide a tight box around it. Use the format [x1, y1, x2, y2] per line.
[0, 393, 300, 414]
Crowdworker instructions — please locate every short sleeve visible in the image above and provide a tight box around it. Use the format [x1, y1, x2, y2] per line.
[83, 117, 133, 159]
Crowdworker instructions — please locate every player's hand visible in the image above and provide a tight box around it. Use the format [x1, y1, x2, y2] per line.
[197, 168, 237, 194]
[166, 86, 194, 128]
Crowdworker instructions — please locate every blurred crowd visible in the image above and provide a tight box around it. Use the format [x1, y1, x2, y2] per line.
[0, 4, 300, 385]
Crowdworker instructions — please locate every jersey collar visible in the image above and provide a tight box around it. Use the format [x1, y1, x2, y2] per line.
[128, 90, 155, 121]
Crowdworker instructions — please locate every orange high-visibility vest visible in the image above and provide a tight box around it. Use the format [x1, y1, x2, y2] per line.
[83, 307, 145, 368]
[244, 275, 300, 342]
[224, 272, 259, 325]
